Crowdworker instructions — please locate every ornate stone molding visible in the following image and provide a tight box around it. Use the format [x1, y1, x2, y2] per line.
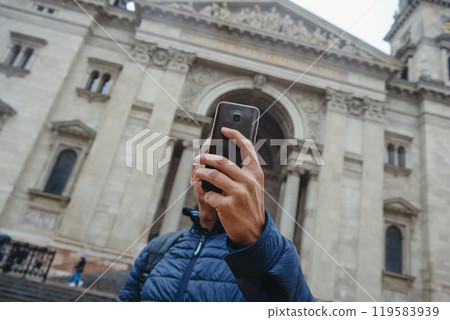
[87, 57, 123, 72]
[384, 197, 419, 218]
[253, 74, 267, 90]
[167, 47, 196, 73]
[132, 41, 196, 73]
[28, 188, 71, 208]
[0, 63, 31, 77]
[325, 88, 352, 113]
[10, 31, 48, 46]
[76, 88, 110, 103]
[325, 88, 387, 121]
[51, 119, 96, 140]
[384, 163, 412, 177]
[161, 2, 374, 60]
[131, 41, 157, 65]
[0, 99, 17, 119]
[0, 99, 17, 129]
[363, 97, 387, 122]
[387, 78, 450, 105]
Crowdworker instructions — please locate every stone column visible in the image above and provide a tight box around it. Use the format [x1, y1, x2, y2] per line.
[308, 88, 349, 300]
[299, 169, 319, 282]
[57, 60, 145, 242]
[355, 98, 386, 301]
[159, 139, 194, 235]
[107, 47, 196, 251]
[441, 48, 448, 82]
[278, 153, 302, 242]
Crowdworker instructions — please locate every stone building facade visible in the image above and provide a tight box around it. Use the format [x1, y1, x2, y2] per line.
[0, 0, 449, 301]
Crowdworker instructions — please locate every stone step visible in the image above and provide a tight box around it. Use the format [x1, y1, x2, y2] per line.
[0, 273, 114, 302]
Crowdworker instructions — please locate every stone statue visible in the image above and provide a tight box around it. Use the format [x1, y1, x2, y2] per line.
[218, 3, 230, 21]
[211, 3, 221, 19]
[293, 20, 310, 41]
[199, 4, 213, 17]
[311, 27, 328, 46]
[280, 14, 295, 37]
[235, 7, 251, 25]
[248, 5, 262, 28]
[263, 7, 281, 33]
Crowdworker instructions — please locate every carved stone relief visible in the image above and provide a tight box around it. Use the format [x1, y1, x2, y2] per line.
[162, 2, 374, 59]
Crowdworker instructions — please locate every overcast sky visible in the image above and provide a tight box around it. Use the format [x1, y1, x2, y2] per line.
[290, 0, 399, 54]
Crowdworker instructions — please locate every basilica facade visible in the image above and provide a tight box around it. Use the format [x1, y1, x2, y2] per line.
[0, 0, 449, 301]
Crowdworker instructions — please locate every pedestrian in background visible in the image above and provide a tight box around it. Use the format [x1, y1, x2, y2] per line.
[68, 253, 86, 288]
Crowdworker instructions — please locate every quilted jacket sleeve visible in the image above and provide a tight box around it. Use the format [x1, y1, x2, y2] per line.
[116, 240, 155, 302]
[224, 211, 315, 302]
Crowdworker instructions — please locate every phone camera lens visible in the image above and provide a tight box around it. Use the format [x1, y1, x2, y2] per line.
[233, 114, 241, 122]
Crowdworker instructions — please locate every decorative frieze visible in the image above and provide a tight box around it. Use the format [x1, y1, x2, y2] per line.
[162, 2, 373, 59]
[325, 88, 387, 121]
[131, 41, 196, 73]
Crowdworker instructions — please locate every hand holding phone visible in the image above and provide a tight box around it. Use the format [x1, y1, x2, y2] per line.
[202, 101, 260, 193]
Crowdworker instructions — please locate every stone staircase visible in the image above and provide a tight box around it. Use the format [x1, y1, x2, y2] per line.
[0, 273, 117, 302]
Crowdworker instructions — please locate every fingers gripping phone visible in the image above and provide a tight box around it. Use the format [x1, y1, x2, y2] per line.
[202, 101, 260, 193]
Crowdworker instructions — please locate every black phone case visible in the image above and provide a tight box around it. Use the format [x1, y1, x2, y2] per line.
[202, 101, 260, 193]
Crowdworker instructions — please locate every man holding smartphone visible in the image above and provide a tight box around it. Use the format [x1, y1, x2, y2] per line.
[117, 127, 314, 302]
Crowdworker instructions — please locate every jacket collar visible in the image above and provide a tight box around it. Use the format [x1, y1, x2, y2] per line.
[182, 206, 225, 235]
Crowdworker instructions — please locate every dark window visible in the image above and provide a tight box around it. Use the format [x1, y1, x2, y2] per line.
[8, 45, 21, 66]
[385, 226, 402, 273]
[448, 57, 450, 81]
[387, 144, 395, 164]
[398, 146, 406, 167]
[20, 48, 33, 69]
[44, 149, 77, 195]
[48, 8, 55, 14]
[87, 71, 99, 92]
[99, 73, 111, 94]
[37, 5, 45, 11]
[400, 66, 408, 80]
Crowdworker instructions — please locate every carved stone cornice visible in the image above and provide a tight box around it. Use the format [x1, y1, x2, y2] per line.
[363, 97, 387, 122]
[131, 41, 157, 65]
[142, 2, 399, 74]
[131, 41, 196, 73]
[325, 88, 352, 114]
[384, 197, 419, 218]
[387, 78, 450, 105]
[325, 88, 387, 121]
[0, 99, 17, 127]
[51, 119, 96, 140]
[385, 0, 450, 42]
[10, 31, 48, 46]
[76, 88, 110, 103]
[384, 163, 412, 177]
[28, 188, 71, 208]
[88, 57, 123, 71]
[167, 47, 196, 73]
[0, 63, 31, 78]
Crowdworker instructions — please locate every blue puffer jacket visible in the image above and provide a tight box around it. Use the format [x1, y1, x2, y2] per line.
[117, 207, 315, 302]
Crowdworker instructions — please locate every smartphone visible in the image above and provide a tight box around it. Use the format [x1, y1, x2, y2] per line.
[202, 101, 260, 193]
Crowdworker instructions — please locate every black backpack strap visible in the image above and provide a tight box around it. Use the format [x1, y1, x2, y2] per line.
[138, 230, 184, 292]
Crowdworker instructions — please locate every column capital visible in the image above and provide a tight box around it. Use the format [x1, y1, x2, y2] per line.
[362, 97, 387, 123]
[131, 40, 196, 73]
[130, 40, 157, 66]
[325, 88, 352, 114]
[167, 47, 196, 73]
